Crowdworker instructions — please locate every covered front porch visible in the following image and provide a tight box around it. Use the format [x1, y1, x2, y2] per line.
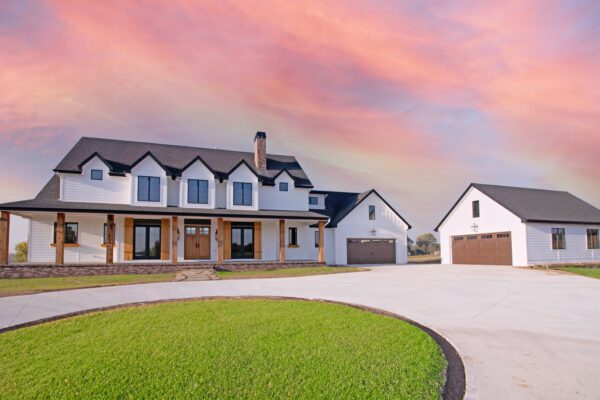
[0, 208, 327, 266]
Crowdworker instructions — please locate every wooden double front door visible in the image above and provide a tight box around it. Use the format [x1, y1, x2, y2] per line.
[184, 225, 211, 260]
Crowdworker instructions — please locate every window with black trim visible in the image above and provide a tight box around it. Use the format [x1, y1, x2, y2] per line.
[188, 179, 209, 204]
[587, 229, 599, 250]
[369, 205, 376, 220]
[279, 182, 288, 192]
[233, 182, 252, 206]
[53, 222, 79, 244]
[91, 169, 103, 181]
[309, 196, 318, 205]
[289, 227, 298, 246]
[103, 223, 108, 244]
[472, 200, 480, 218]
[552, 228, 566, 250]
[138, 176, 160, 202]
[314, 231, 319, 248]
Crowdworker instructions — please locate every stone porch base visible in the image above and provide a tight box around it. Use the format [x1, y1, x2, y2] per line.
[0, 260, 326, 279]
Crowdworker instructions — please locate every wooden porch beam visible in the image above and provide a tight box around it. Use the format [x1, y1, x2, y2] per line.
[0, 211, 10, 265]
[217, 217, 224, 263]
[318, 220, 325, 263]
[55, 212, 65, 265]
[171, 216, 179, 263]
[106, 214, 115, 264]
[279, 219, 285, 263]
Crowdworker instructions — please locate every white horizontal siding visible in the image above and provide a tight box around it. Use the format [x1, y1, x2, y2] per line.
[61, 157, 130, 204]
[526, 223, 600, 265]
[259, 172, 310, 211]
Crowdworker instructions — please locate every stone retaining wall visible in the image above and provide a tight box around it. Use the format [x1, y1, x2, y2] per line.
[0, 261, 326, 279]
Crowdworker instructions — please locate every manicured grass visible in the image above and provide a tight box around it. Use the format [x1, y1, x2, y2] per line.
[556, 267, 600, 279]
[0, 300, 446, 399]
[216, 266, 365, 279]
[409, 255, 442, 264]
[0, 273, 176, 297]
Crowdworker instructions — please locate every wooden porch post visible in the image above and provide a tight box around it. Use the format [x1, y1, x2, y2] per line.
[0, 211, 10, 265]
[217, 217, 224, 263]
[55, 212, 65, 265]
[318, 220, 325, 263]
[106, 214, 115, 264]
[171, 216, 179, 263]
[279, 219, 285, 263]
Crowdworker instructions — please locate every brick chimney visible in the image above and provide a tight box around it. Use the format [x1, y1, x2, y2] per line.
[254, 131, 267, 170]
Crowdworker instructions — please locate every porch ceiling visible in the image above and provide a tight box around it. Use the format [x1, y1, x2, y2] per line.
[0, 199, 329, 221]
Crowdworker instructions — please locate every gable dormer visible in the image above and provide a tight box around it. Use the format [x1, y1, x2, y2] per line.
[130, 152, 169, 207]
[180, 156, 217, 208]
[60, 153, 130, 204]
[259, 169, 310, 211]
[226, 160, 259, 210]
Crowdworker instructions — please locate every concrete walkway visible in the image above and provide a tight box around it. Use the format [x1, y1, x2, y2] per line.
[1, 264, 599, 399]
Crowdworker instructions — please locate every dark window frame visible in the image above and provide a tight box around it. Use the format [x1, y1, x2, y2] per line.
[90, 169, 103, 181]
[552, 228, 566, 250]
[137, 176, 161, 202]
[289, 227, 298, 246]
[309, 196, 318, 206]
[369, 205, 376, 220]
[233, 182, 253, 206]
[103, 223, 108, 244]
[314, 230, 319, 248]
[188, 179, 209, 204]
[587, 229, 599, 250]
[53, 222, 79, 244]
[279, 182, 289, 192]
[133, 223, 162, 260]
[472, 200, 480, 218]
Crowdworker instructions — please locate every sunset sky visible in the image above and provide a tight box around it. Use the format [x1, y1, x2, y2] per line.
[1, 0, 599, 247]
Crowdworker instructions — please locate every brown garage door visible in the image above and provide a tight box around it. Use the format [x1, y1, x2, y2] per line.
[347, 239, 396, 264]
[452, 232, 512, 265]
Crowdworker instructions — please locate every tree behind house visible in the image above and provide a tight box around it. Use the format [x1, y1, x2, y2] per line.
[14, 242, 28, 263]
[413, 233, 440, 255]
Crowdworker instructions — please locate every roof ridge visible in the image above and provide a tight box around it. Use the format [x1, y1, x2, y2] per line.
[79, 136, 298, 159]
[472, 182, 569, 194]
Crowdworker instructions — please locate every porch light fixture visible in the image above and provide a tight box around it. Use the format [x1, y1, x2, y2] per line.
[471, 223, 479, 232]
[370, 229, 377, 237]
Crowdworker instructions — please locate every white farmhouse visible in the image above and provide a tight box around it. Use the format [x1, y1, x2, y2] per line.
[0, 132, 410, 266]
[435, 183, 600, 266]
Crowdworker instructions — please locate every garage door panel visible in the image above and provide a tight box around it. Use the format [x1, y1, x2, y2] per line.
[347, 239, 396, 264]
[452, 232, 512, 265]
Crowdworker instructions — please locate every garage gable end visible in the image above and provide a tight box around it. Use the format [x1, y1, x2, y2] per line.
[335, 190, 411, 230]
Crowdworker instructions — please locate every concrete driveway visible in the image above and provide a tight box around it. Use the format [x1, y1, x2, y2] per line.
[1, 264, 599, 399]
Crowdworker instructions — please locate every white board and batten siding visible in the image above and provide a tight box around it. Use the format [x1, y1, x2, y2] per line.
[61, 156, 130, 204]
[332, 193, 409, 265]
[438, 187, 529, 266]
[259, 171, 310, 211]
[526, 223, 600, 265]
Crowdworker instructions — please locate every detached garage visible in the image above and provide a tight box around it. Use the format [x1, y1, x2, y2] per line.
[435, 183, 600, 267]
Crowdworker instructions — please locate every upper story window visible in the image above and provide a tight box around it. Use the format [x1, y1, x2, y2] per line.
[552, 228, 566, 250]
[587, 229, 599, 250]
[289, 227, 298, 246]
[472, 201, 480, 218]
[53, 222, 78, 244]
[279, 182, 289, 192]
[188, 179, 209, 204]
[369, 205, 376, 220]
[138, 176, 161, 202]
[91, 169, 103, 181]
[309, 196, 318, 206]
[233, 182, 252, 206]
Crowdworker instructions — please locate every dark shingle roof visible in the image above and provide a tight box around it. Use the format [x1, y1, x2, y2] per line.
[435, 183, 600, 231]
[53, 137, 313, 188]
[311, 189, 411, 228]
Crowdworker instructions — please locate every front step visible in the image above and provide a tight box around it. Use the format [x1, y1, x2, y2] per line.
[175, 269, 219, 281]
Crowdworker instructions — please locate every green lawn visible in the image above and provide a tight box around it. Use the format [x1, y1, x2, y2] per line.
[408, 255, 442, 264]
[216, 266, 365, 279]
[0, 273, 175, 297]
[0, 300, 446, 399]
[556, 267, 600, 279]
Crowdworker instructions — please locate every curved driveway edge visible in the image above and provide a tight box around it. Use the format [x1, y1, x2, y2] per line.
[0, 296, 466, 400]
[1, 264, 599, 399]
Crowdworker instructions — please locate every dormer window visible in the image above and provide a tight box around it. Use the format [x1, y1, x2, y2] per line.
[138, 176, 160, 202]
[369, 205, 376, 220]
[279, 182, 289, 192]
[91, 169, 103, 181]
[233, 182, 252, 206]
[188, 179, 209, 204]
